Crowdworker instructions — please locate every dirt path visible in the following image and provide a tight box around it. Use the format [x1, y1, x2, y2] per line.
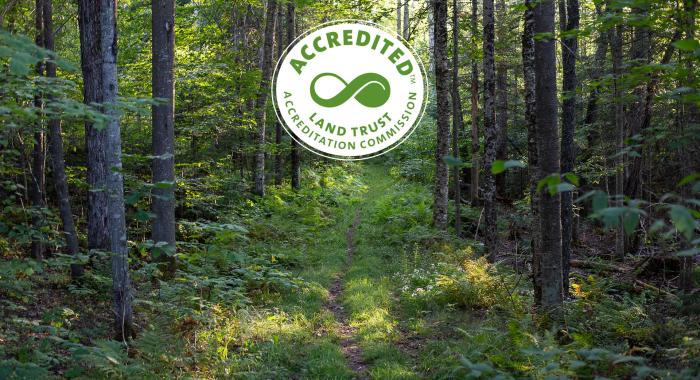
[324, 211, 366, 379]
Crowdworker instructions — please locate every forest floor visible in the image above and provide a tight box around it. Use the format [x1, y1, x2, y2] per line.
[2, 163, 699, 379]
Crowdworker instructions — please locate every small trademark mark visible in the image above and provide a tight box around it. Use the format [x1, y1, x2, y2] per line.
[410, 74, 416, 84]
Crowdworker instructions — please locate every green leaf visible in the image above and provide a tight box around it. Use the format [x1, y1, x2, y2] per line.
[555, 183, 576, 195]
[442, 155, 464, 167]
[669, 205, 696, 240]
[672, 39, 700, 51]
[491, 160, 526, 174]
[563, 172, 580, 186]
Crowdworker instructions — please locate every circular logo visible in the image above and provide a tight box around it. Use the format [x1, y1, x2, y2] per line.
[272, 20, 427, 160]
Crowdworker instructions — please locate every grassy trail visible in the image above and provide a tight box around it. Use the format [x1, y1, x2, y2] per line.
[252, 164, 421, 379]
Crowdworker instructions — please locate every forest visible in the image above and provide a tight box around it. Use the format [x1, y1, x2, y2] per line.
[0, 0, 699, 378]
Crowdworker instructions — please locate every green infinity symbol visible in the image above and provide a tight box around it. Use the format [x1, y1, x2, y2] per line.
[310, 72, 391, 108]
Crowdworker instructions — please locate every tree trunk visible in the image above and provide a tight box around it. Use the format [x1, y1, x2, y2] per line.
[287, 2, 300, 191]
[522, 0, 540, 303]
[533, 0, 563, 310]
[78, 0, 133, 340]
[611, 24, 625, 259]
[274, 3, 284, 187]
[452, 0, 463, 237]
[397, 0, 402, 38]
[252, 0, 278, 197]
[427, 0, 435, 72]
[482, 0, 499, 262]
[470, 0, 480, 205]
[43, 0, 82, 278]
[583, 3, 608, 147]
[559, 0, 578, 297]
[495, 63, 508, 198]
[432, 0, 450, 230]
[495, 0, 507, 200]
[403, 0, 410, 40]
[30, 0, 46, 260]
[151, 0, 176, 277]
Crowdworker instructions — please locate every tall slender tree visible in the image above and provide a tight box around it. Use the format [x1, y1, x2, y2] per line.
[252, 0, 278, 196]
[403, 0, 410, 40]
[432, 0, 450, 230]
[559, 0, 579, 296]
[397, 0, 402, 38]
[452, 0, 463, 236]
[78, 0, 133, 339]
[469, 0, 480, 205]
[611, 23, 625, 259]
[43, 0, 82, 278]
[482, 0, 499, 261]
[151, 0, 176, 276]
[30, 0, 46, 260]
[494, 0, 508, 199]
[533, 0, 563, 309]
[274, 3, 284, 187]
[522, 0, 540, 301]
[287, 2, 300, 191]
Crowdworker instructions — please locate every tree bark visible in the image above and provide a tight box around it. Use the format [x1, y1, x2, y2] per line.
[274, 3, 284, 187]
[403, 0, 410, 40]
[452, 0, 463, 237]
[287, 2, 300, 191]
[43, 0, 82, 278]
[533, 0, 563, 309]
[522, 0, 540, 304]
[611, 24, 625, 259]
[397, 0, 402, 38]
[30, 0, 46, 260]
[482, 0, 499, 261]
[252, 0, 278, 196]
[559, 0, 578, 297]
[495, 0, 507, 200]
[469, 0, 480, 205]
[432, 0, 450, 230]
[583, 3, 608, 146]
[78, 0, 133, 340]
[151, 0, 176, 276]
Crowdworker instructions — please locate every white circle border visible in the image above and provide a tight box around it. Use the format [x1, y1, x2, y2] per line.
[271, 19, 428, 161]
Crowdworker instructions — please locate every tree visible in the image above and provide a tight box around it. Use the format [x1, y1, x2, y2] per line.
[77, 0, 133, 339]
[522, 0, 539, 301]
[403, 0, 410, 40]
[151, 0, 176, 276]
[495, 0, 507, 199]
[397, 0, 402, 38]
[30, 0, 46, 260]
[287, 1, 300, 191]
[559, 0, 578, 296]
[482, 0, 499, 261]
[452, 0, 463, 236]
[252, 0, 278, 197]
[43, 0, 82, 278]
[432, 0, 450, 230]
[532, 0, 563, 309]
[469, 0, 480, 205]
[274, 3, 284, 187]
[611, 23, 624, 259]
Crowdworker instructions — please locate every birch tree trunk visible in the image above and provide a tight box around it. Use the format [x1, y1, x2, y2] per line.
[78, 0, 133, 340]
[151, 0, 177, 276]
[253, 0, 278, 196]
[432, 0, 450, 230]
[533, 0, 563, 310]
